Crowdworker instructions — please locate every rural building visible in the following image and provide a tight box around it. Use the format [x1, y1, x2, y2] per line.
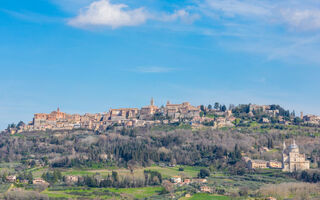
[171, 176, 182, 184]
[33, 178, 49, 185]
[200, 186, 213, 193]
[6, 175, 16, 183]
[248, 160, 268, 169]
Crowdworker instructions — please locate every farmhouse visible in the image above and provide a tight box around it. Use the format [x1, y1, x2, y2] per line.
[248, 160, 268, 169]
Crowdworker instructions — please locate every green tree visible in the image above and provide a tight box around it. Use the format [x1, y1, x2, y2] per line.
[27, 172, 33, 184]
[214, 102, 220, 110]
[200, 105, 205, 112]
[198, 169, 210, 178]
[112, 171, 119, 183]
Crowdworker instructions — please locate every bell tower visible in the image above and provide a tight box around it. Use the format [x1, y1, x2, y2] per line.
[151, 98, 154, 106]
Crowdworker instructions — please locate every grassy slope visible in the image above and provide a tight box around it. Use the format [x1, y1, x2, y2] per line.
[42, 186, 162, 199]
[60, 165, 203, 179]
[181, 193, 231, 200]
[108, 187, 162, 199]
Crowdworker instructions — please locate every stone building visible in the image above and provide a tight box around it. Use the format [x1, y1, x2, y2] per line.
[200, 186, 213, 193]
[33, 178, 49, 185]
[33, 107, 67, 128]
[282, 140, 310, 172]
[6, 175, 16, 183]
[140, 98, 159, 120]
[165, 101, 200, 119]
[109, 108, 139, 121]
[303, 115, 320, 125]
[247, 160, 268, 169]
[171, 176, 182, 184]
[268, 160, 282, 169]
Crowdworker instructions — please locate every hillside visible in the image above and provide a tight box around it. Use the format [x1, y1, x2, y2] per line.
[0, 125, 320, 199]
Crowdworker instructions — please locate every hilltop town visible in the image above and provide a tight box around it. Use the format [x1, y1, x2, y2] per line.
[1, 99, 320, 199]
[4, 98, 320, 134]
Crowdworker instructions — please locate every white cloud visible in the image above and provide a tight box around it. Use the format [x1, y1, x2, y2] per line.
[68, 0, 148, 28]
[68, 0, 199, 29]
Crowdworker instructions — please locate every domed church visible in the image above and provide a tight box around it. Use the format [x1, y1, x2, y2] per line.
[282, 140, 310, 172]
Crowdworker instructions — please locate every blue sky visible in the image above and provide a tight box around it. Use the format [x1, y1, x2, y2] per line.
[1, 0, 320, 129]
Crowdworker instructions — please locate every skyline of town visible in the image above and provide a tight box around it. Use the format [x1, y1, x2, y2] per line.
[2, 98, 320, 130]
[4, 98, 320, 134]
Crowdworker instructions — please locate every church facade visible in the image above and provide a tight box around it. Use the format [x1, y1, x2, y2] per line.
[282, 140, 310, 172]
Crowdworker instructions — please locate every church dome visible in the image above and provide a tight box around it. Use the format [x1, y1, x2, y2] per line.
[290, 140, 298, 150]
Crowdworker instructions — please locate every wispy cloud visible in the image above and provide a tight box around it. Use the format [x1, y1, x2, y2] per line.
[204, 0, 271, 18]
[202, 0, 320, 31]
[280, 8, 320, 31]
[156, 9, 200, 24]
[134, 66, 176, 73]
[1, 9, 62, 24]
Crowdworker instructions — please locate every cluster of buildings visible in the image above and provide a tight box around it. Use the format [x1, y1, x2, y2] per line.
[5, 101, 320, 134]
[245, 140, 310, 172]
[249, 105, 280, 117]
[5, 175, 49, 186]
[302, 114, 320, 125]
[170, 176, 207, 185]
[170, 176, 213, 193]
[7, 99, 234, 134]
[249, 104, 320, 126]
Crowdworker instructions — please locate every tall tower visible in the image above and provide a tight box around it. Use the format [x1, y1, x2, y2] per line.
[151, 98, 154, 106]
[300, 112, 304, 119]
[57, 107, 60, 112]
[282, 141, 289, 171]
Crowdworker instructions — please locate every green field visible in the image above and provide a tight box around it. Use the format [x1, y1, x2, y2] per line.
[182, 193, 231, 200]
[206, 169, 297, 194]
[59, 165, 203, 179]
[26, 166, 49, 178]
[108, 187, 163, 199]
[0, 162, 20, 174]
[0, 183, 11, 193]
[42, 186, 162, 199]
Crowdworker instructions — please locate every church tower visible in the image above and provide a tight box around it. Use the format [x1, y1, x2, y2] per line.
[282, 141, 289, 171]
[151, 98, 154, 106]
